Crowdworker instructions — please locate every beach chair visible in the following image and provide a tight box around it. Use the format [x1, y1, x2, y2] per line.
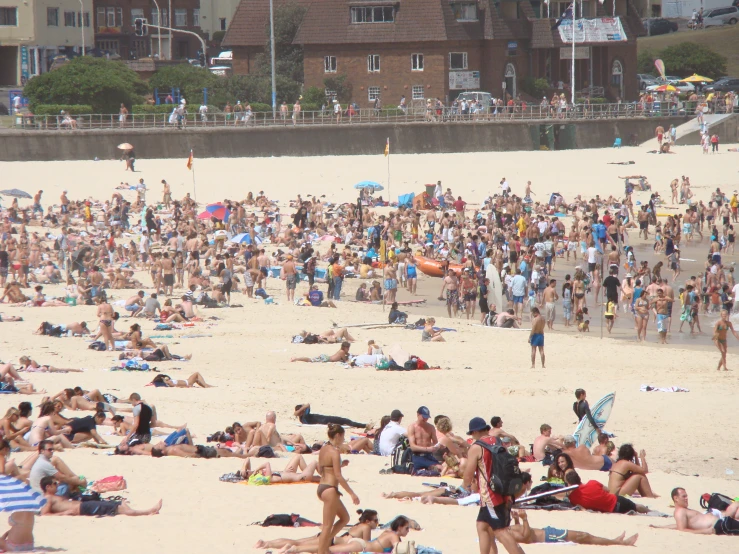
[613, 137, 622, 148]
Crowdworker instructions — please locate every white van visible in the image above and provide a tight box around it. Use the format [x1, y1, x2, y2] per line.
[456, 91, 493, 109]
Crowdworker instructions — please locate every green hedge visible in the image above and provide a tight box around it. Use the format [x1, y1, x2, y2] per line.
[32, 104, 93, 116]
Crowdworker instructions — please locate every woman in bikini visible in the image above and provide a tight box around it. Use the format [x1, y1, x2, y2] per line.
[621, 274, 634, 314]
[633, 290, 650, 342]
[316, 424, 359, 554]
[241, 453, 320, 486]
[573, 272, 586, 313]
[255, 509, 378, 552]
[287, 515, 410, 554]
[25, 403, 73, 449]
[0, 409, 33, 452]
[18, 356, 81, 373]
[608, 444, 658, 498]
[547, 452, 574, 484]
[713, 310, 739, 371]
[96, 296, 115, 351]
[461, 270, 477, 320]
[151, 373, 213, 388]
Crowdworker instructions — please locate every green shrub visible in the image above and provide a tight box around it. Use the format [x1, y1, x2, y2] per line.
[32, 104, 93, 115]
[249, 102, 273, 112]
[522, 76, 549, 98]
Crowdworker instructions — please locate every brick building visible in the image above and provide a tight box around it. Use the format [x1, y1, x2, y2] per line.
[224, 0, 642, 106]
[93, 0, 205, 60]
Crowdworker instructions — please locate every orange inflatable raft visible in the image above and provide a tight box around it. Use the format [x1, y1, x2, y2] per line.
[413, 256, 465, 278]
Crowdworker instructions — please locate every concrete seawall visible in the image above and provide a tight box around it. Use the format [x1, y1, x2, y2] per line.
[0, 116, 688, 161]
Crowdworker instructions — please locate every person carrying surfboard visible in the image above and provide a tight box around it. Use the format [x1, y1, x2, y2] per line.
[573, 389, 600, 434]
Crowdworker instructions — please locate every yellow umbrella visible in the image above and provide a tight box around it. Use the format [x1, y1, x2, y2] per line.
[654, 84, 676, 92]
[680, 74, 713, 83]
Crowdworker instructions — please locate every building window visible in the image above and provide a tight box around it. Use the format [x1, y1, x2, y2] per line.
[507, 41, 517, 56]
[78, 12, 90, 27]
[131, 8, 144, 23]
[151, 8, 168, 27]
[193, 9, 200, 27]
[96, 40, 120, 54]
[175, 9, 187, 27]
[47, 7, 59, 26]
[368, 86, 381, 101]
[367, 54, 380, 73]
[98, 7, 123, 29]
[220, 18, 227, 30]
[411, 53, 424, 71]
[64, 11, 76, 27]
[412, 85, 425, 100]
[351, 6, 394, 23]
[451, 3, 477, 21]
[0, 7, 17, 26]
[449, 52, 468, 70]
[611, 60, 623, 87]
[324, 56, 337, 73]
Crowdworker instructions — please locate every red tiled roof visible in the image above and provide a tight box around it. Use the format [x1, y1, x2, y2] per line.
[223, 0, 312, 48]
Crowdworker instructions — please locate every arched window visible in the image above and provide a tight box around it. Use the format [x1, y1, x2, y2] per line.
[611, 60, 623, 98]
[504, 63, 517, 98]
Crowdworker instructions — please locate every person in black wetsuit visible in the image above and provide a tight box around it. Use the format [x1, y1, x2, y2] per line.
[294, 403, 366, 429]
[573, 389, 600, 432]
[62, 412, 106, 444]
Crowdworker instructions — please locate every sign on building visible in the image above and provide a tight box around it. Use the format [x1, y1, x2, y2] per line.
[560, 46, 590, 59]
[558, 17, 627, 43]
[449, 70, 480, 90]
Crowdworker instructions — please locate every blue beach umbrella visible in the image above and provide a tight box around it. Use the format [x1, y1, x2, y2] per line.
[354, 181, 384, 192]
[0, 475, 47, 513]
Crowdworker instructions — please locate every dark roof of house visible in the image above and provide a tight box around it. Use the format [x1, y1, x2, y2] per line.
[223, 0, 312, 48]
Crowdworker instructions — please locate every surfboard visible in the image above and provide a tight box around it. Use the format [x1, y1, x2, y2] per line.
[573, 392, 615, 448]
[485, 263, 505, 313]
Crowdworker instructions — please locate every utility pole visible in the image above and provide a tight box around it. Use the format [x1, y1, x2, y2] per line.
[151, 0, 162, 57]
[169, 0, 173, 59]
[136, 20, 205, 64]
[269, 0, 277, 118]
[78, 0, 85, 55]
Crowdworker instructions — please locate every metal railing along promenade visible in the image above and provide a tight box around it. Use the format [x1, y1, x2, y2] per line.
[10, 102, 715, 131]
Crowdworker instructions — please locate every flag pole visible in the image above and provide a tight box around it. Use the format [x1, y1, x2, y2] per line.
[571, 2, 576, 106]
[386, 137, 390, 202]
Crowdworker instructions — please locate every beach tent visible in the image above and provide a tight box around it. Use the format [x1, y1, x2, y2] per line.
[413, 192, 431, 210]
[398, 193, 414, 208]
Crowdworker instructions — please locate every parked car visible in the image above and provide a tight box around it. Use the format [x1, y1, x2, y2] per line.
[704, 77, 739, 92]
[643, 18, 679, 35]
[638, 74, 660, 90]
[703, 6, 739, 26]
[456, 92, 493, 110]
[646, 79, 695, 93]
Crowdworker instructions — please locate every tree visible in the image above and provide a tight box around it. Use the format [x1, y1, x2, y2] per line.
[23, 57, 146, 113]
[148, 64, 218, 106]
[657, 43, 727, 79]
[323, 75, 352, 104]
[256, 1, 307, 91]
[637, 49, 657, 76]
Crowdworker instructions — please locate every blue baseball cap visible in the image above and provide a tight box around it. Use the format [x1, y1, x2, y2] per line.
[467, 417, 491, 435]
[417, 406, 431, 419]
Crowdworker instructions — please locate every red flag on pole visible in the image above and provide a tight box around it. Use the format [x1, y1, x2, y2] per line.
[186, 149, 193, 170]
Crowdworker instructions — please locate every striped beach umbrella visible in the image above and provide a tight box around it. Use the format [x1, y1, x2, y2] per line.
[0, 475, 47, 513]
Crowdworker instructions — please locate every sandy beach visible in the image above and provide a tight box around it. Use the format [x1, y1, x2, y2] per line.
[1, 141, 739, 553]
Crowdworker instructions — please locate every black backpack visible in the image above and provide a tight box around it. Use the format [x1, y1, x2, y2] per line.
[700, 492, 734, 512]
[475, 440, 524, 497]
[391, 436, 414, 474]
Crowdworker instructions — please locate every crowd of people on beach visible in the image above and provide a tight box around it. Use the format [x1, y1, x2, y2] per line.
[0, 148, 738, 551]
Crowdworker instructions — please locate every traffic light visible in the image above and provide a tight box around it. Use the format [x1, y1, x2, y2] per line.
[134, 18, 148, 36]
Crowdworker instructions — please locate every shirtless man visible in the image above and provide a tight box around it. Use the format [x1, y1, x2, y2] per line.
[41, 478, 161, 516]
[290, 342, 351, 363]
[542, 280, 558, 330]
[253, 411, 307, 453]
[510, 510, 638, 546]
[654, 288, 670, 344]
[661, 278, 675, 331]
[440, 270, 460, 318]
[489, 416, 520, 445]
[151, 442, 247, 458]
[125, 291, 145, 317]
[407, 406, 442, 472]
[529, 307, 546, 368]
[161, 253, 175, 296]
[532, 424, 564, 462]
[282, 255, 297, 302]
[651, 487, 739, 535]
[64, 321, 89, 336]
[656, 125, 665, 147]
[256, 249, 270, 287]
[562, 435, 614, 471]
[162, 180, 171, 209]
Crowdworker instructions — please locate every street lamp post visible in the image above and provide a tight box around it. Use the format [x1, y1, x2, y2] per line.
[168, 0, 173, 60]
[78, 0, 85, 55]
[269, 0, 276, 118]
[151, 0, 162, 57]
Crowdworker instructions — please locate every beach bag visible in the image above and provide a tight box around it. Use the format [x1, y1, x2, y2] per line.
[391, 437, 414, 474]
[375, 358, 390, 370]
[88, 341, 106, 351]
[393, 541, 417, 554]
[91, 475, 127, 493]
[475, 440, 524, 497]
[700, 492, 734, 512]
[261, 513, 319, 527]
